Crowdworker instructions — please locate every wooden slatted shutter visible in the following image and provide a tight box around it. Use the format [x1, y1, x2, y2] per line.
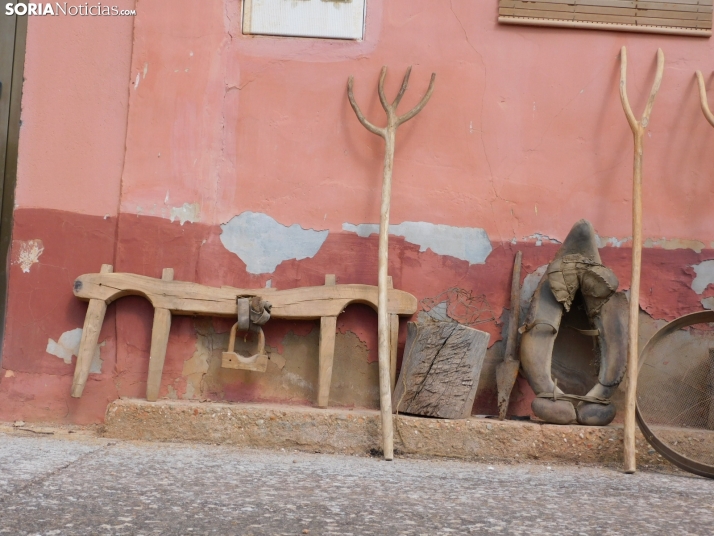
[498, 0, 713, 37]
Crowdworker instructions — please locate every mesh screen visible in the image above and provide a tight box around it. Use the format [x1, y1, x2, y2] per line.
[637, 326, 714, 467]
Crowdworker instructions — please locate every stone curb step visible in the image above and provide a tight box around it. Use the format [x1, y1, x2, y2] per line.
[104, 399, 670, 468]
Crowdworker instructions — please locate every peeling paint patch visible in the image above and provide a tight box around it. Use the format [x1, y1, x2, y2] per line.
[330, 331, 379, 407]
[46, 329, 82, 364]
[269, 353, 286, 370]
[4, 370, 14, 378]
[181, 319, 230, 400]
[523, 234, 561, 247]
[691, 260, 714, 294]
[169, 202, 200, 225]
[595, 235, 705, 252]
[221, 212, 329, 274]
[701, 297, 714, 311]
[281, 371, 313, 391]
[644, 237, 706, 253]
[12, 239, 44, 273]
[343, 221, 492, 264]
[420, 288, 495, 326]
[182, 327, 212, 400]
[596, 235, 630, 248]
[46, 328, 104, 374]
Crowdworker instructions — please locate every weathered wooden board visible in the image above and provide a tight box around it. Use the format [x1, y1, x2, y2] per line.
[393, 321, 490, 420]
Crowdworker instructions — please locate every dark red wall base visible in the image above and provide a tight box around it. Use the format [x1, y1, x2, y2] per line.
[1, 208, 711, 424]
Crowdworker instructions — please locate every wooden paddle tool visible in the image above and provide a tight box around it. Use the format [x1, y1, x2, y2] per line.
[496, 251, 523, 420]
[347, 66, 436, 460]
[619, 46, 665, 474]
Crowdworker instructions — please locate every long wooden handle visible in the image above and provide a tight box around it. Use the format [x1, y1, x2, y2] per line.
[696, 71, 714, 128]
[504, 251, 522, 361]
[620, 47, 665, 475]
[377, 128, 396, 460]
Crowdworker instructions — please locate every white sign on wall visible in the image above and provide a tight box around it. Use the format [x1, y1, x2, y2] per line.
[243, 0, 366, 40]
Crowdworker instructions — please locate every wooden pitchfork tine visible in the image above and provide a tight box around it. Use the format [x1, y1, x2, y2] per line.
[347, 66, 436, 461]
[619, 47, 665, 475]
[695, 70, 714, 128]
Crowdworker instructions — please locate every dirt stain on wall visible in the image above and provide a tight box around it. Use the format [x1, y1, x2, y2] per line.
[179, 319, 378, 408]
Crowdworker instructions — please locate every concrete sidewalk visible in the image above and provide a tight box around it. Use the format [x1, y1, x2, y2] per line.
[1, 429, 713, 535]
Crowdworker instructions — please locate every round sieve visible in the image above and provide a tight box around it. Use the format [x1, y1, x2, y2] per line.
[637, 310, 714, 479]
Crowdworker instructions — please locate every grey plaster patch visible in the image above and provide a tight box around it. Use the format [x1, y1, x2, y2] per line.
[220, 212, 329, 274]
[701, 297, 714, 311]
[342, 221, 492, 264]
[46, 328, 104, 374]
[691, 260, 714, 294]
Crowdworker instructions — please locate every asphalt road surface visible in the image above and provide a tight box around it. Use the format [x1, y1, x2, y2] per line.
[1, 431, 713, 535]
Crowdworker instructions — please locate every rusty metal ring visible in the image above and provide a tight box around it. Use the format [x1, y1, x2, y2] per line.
[636, 310, 714, 479]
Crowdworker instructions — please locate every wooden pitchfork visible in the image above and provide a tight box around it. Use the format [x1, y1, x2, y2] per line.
[695, 70, 714, 128]
[619, 47, 665, 475]
[347, 66, 436, 460]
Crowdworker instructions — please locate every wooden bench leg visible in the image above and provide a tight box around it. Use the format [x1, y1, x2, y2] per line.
[317, 274, 337, 408]
[318, 316, 337, 408]
[146, 268, 174, 402]
[71, 264, 113, 398]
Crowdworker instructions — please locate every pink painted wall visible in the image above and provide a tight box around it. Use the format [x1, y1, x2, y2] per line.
[14, 0, 136, 217]
[3, 0, 714, 424]
[120, 0, 714, 243]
